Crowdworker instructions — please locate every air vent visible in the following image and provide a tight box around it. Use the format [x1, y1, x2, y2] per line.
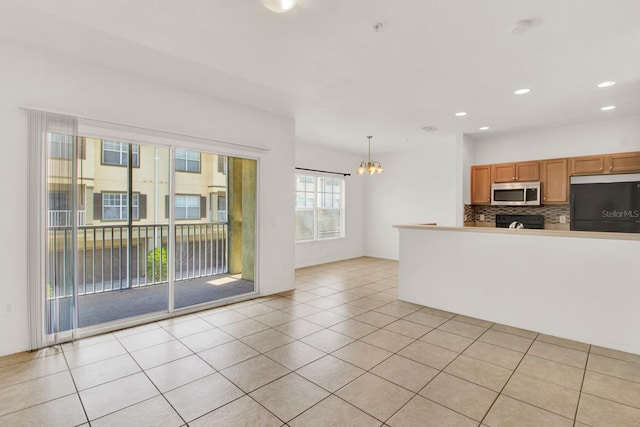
[421, 126, 439, 132]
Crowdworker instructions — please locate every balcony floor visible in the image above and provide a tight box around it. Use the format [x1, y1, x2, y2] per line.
[77, 274, 254, 328]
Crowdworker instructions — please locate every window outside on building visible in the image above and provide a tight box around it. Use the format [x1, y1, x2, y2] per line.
[175, 194, 201, 219]
[102, 193, 139, 220]
[102, 140, 139, 166]
[176, 149, 201, 172]
[295, 174, 345, 241]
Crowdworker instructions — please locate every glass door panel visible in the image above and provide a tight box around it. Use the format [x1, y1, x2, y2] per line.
[76, 138, 170, 327]
[174, 152, 255, 308]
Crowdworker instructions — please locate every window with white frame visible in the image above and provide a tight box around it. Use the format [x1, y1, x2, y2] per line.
[102, 193, 139, 220]
[176, 149, 201, 172]
[102, 140, 139, 167]
[295, 174, 345, 241]
[175, 194, 201, 219]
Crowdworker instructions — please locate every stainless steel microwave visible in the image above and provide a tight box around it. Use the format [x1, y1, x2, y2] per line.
[491, 182, 541, 206]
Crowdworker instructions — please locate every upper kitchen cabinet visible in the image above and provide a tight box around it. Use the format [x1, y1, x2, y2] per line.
[606, 152, 640, 174]
[541, 158, 568, 204]
[569, 155, 605, 175]
[570, 152, 640, 175]
[492, 161, 539, 182]
[470, 165, 491, 205]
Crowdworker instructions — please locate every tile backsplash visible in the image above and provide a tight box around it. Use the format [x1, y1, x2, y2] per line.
[464, 204, 570, 227]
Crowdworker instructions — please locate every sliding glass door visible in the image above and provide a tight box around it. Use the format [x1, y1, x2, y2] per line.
[41, 123, 257, 339]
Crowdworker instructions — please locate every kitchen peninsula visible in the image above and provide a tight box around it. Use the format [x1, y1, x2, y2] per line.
[394, 224, 640, 355]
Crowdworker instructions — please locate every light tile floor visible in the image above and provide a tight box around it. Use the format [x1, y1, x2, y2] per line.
[1, 257, 640, 426]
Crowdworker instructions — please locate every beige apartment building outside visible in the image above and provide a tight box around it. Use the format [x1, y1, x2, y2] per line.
[48, 136, 228, 228]
[46, 135, 235, 297]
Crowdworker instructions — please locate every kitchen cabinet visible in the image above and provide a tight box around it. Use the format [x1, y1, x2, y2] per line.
[569, 155, 605, 175]
[570, 152, 640, 175]
[470, 165, 491, 205]
[492, 161, 539, 182]
[606, 152, 640, 174]
[470, 151, 640, 207]
[541, 158, 568, 204]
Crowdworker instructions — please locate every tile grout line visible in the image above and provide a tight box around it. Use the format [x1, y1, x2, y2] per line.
[59, 344, 92, 427]
[0, 347, 90, 425]
[295, 303, 485, 423]
[236, 275, 414, 424]
[383, 320, 498, 425]
[474, 332, 600, 425]
[173, 318, 290, 426]
[109, 332, 189, 427]
[227, 281, 544, 424]
[476, 328, 542, 425]
[274, 284, 528, 423]
[572, 344, 591, 427]
[154, 318, 290, 425]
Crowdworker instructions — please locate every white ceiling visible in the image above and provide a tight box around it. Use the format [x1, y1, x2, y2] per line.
[1, 0, 639, 155]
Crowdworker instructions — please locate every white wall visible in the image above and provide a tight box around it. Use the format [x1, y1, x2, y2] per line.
[0, 40, 295, 357]
[457, 134, 476, 221]
[398, 227, 640, 355]
[364, 136, 460, 260]
[474, 115, 640, 165]
[294, 143, 366, 268]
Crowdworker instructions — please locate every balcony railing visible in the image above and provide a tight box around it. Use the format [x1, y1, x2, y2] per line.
[48, 210, 86, 228]
[47, 222, 228, 298]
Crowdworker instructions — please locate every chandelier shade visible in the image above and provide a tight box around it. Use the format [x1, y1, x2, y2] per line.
[357, 136, 384, 175]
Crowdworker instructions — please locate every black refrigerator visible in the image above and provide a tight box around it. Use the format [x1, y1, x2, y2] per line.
[570, 174, 640, 233]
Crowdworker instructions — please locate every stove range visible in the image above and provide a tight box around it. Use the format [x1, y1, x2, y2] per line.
[495, 214, 544, 229]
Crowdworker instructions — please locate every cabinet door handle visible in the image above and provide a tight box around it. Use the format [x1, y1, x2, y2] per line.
[609, 166, 613, 171]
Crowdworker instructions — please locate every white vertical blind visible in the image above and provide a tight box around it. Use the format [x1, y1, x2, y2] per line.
[27, 110, 78, 349]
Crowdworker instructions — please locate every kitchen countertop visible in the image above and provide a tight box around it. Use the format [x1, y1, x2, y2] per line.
[393, 223, 640, 241]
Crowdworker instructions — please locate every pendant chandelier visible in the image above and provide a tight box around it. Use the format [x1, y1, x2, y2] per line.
[357, 136, 384, 175]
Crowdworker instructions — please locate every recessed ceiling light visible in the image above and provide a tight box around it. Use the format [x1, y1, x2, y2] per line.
[260, 0, 297, 13]
[514, 88, 531, 95]
[455, 112, 467, 117]
[597, 81, 616, 88]
[601, 105, 616, 111]
[479, 126, 490, 131]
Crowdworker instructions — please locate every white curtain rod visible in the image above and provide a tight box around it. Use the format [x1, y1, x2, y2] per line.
[20, 105, 270, 153]
[295, 167, 351, 177]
